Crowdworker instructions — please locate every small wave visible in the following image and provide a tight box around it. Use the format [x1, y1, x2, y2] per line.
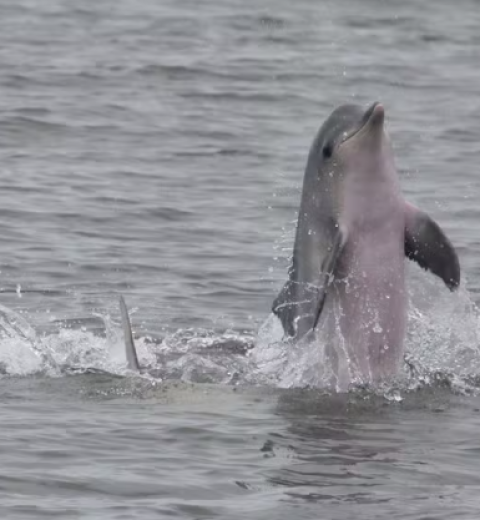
[13, 107, 52, 117]
[136, 63, 203, 79]
[179, 89, 290, 104]
[343, 15, 416, 30]
[0, 115, 71, 136]
[135, 63, 267, 83]
[258, 15, 285, 29]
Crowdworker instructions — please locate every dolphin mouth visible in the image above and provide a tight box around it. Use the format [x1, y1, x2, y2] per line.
[340, 102, 385, 144]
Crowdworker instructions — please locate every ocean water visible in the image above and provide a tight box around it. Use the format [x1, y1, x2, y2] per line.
[1, 0, 480, 518]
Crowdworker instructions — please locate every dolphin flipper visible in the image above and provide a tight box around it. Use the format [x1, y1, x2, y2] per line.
[272, 280, 297, 337]
[119, 296, 140, 371]
[273, 226, 345, 338]
[404, 203, 460, 290]
[311, 228, 345, 330]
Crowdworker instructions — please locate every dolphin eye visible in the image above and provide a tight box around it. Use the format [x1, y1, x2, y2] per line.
[322, 141, 333, 159]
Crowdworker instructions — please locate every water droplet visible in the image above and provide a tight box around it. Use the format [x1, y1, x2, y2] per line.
[373, 323, 383, 333]
[385, 390, 403, 403]
[268, 266, 273, 273]
[16, 284, 22, 298]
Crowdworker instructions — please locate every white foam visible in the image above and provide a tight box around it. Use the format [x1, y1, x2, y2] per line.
[250, 272, 480, 393]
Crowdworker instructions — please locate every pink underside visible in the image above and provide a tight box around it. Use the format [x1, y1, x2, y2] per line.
[327, 144, 408, 386]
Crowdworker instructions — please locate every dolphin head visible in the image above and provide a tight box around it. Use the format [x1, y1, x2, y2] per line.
[335, 102, 391, 168]
[311, 102, 391, 175]
[301, 102, 397, 219]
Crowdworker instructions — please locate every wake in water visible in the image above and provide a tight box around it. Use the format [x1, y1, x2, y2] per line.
[0, 267, 480, 398]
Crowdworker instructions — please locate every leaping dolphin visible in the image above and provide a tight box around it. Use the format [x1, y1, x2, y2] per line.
[272, 102, 460, 388]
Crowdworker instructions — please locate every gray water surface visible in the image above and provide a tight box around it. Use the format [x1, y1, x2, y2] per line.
[1, 0, 480, 518]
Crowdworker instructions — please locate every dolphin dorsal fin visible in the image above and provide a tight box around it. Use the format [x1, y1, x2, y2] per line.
[119, 296, 140, 371]
[404, 202, 460, 290]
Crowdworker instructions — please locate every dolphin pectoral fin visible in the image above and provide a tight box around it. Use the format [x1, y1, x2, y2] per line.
[404, 203, 460, 290]
[119, 296, 140, 371]
[272, 280, 297, 337]
[311, 228, 345, 331]
[273, 227, 346, 338]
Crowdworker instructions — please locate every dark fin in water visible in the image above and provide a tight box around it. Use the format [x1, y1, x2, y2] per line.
[311, 227, 345, 331]
[272, 226, 345, 338]
[272, 280, 297, 337]
[119, 296, 140, 371]
[404, 203, 460, 290]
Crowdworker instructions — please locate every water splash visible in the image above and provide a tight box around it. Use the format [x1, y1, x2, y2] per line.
[251, 270, 480, 395]
[0, 304, 255, 384]
[0, 268, 478, 400]
[0, 303, 44, 375]
[0, 304, 129, 377]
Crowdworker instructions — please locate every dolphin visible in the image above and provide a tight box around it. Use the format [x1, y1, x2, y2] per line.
[272, 102, 460, 389]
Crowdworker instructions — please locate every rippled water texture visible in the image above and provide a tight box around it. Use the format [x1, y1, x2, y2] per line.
[1, 0, 480, 518]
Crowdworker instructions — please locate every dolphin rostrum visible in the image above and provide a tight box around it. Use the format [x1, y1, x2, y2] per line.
[272, 102, 460, 388]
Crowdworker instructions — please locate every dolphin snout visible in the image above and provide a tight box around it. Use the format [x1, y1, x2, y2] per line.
[362, 102, 384, 128]
[339, 102, 385, 146]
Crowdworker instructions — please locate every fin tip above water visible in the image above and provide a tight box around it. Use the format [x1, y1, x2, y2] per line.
[119, 295, 140, 371]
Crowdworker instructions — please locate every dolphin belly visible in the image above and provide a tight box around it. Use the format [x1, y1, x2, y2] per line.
[322, 233, 407, 386]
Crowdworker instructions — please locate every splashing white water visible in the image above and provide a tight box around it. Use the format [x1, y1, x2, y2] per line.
[0, 304, 131, 377]
[0, 267, 478, 396]
[251, 268, 480, 393]
[0, 304, 254, 384]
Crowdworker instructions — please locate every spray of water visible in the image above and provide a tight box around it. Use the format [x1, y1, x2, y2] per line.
[0, 263, 478, 399]
[251, 265, 480, 395]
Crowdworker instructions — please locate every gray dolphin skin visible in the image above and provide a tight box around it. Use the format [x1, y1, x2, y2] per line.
[119, 296, 140, 371]
[273, 102, 460, 388]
